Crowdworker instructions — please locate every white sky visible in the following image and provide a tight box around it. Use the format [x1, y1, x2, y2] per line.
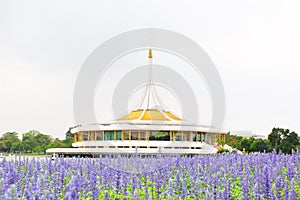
[0, 0, 300, 139]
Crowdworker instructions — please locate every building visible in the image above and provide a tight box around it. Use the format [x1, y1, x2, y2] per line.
[46, 48, 227, 156]
[230, 131, 266, 139]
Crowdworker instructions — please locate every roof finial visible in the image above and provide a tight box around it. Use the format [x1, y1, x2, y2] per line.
[148, 37, 152, 59]
[148, 48, 152, 58]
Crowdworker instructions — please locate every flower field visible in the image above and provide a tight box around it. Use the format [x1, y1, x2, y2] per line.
[0, 152, 299, 199]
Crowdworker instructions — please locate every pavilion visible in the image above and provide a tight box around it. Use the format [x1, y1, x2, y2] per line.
[46, 48, 227, 155]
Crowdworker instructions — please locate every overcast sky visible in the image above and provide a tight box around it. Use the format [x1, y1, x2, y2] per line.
[1, 0, 300, 139]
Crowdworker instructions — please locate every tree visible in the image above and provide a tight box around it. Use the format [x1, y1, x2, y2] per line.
[0, 141, 7, 152]
[239, 137, 255, 152]
[267, 128, 299, 154]
[11, 142, 24, 153]
[43, 127, 75, 151]
[279, 131, 299, 154]
[225, 133, 243, 150]
[63, 127, 74, 148]
[22, 130, 52, 153]
[225, 132, 273, 153]
[250, 139, 270, 152]
[33, 146, 44, 154]
[22, 130, 38, 152]
[268, 128, 288, 150]
[48, 138, 65, 148]
[35, 133, 52, 147]
[0, 132, 20, 152]
[0, 128, 75, 154]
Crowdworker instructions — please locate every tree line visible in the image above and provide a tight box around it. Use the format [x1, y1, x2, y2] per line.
[0, 127, 299, 154]
[0, 129, 73, 154]
[224, 127, 300, 154]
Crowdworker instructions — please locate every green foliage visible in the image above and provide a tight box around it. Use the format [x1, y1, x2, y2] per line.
[0, 132, 20, 153]
[22, 130, 52, 153]
[0, 140, 7, 152]
[63, 136, 73, 148]
[63, 127, 74, 148]
[225, 128, 299, 154]
[0, 127, 75, 154]
[268, 128, 300, 154]
[268, 128, 287, 150]
[10, 141, 24, 153]
[33, 145, 49, 154]
[217, 148, 230, 154]
[225, 132, 243, 150]
[250, 139, 270, 152]
[1, 127, 298, 154]
[240, 137, 254, 151]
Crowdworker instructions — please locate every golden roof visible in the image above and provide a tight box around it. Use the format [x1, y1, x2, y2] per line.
[117, 109, 182, 121]
[165, 111, 182, 121]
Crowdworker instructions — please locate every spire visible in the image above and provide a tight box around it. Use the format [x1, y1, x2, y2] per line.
[148, 48, 153, 58]
[117, 47, 182, 121]
[146, 48, 152, 109]
[148, 38, 153, 59]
